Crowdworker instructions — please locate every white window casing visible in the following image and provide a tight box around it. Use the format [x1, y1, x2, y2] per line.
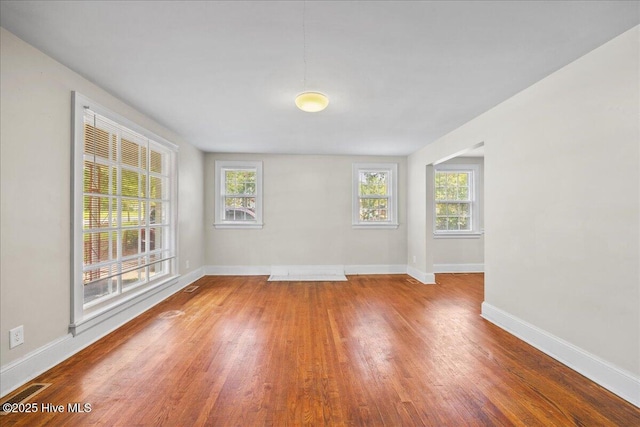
[214, 160, 263, 229]
[433, 163, 481, 238]
[352, 163, 399, 229]
[71, 92, 178, 335]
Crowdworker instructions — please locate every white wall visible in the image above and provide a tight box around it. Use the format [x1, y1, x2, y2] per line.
[432, 157, 484, 271]
[0, 28, 205, 368]
[408, 26, 639, 400]
[204, 153, 407, 269]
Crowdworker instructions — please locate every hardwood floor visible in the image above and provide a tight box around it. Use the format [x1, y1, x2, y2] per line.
[2, 274, 639, 426]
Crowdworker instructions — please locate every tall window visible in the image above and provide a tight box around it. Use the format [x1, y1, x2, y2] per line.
[72, 92, 177, 334]
[434, 164, 479, 235]
[352, 163, 398, 228]
[214, 161, 263, 228]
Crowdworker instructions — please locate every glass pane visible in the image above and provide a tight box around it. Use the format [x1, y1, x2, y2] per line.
[146, 227, 163, 251]
[435, 173, 446, 187]
[359, 198, 388, 221]
[110, 198, 118, 227]
[111, 166, 118, 195]
[84, 232, 116, 265]
[83, 196, 110, 230]
[150, 176, 163, 199]
[446, 188, 457, 200]
[447, 204, 460, 215]
[122, 258, 147, 290]
[121, 229, 141, 257]
[435, 217, 447, 231]
[447, 217, 459, 230]
[446, 173, 458, 186]
[460, 203, 470, 216]
[121, 138, 140, 168]
[151, 150, 163, 174]
[458, 187, 469, 200]
[224, 197, 255, 221]
[435, 203, 447, 216]
[458, 173, 469, 186]
[84, 161, 110, 195]
[225, 170, 256, 195]
[359, 171, 388, 196]
[140, 173, 147, 197]
[244, 197, 255, 211]
[360, 198, 374, 209]
[149, 254, 165, 280]
[121, 199, 142, 227]
[150, 201, 163, 224]
[141, 145, 147, 170]
[84, 123, 110, 159]
[83, 264, 117, 304]
[121, 169, 140, 197]
[224, 171, 234, 194]
[140, 201, 148, 226]
[459, 217, 470, 230]
[111, 135, 117, 161]
[435, 187, 446, 200]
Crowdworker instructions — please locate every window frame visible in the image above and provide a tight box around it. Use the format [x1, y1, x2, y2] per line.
[433, 163, 481, 238]
[71, 92, 179, 335]
[214, 160, 263, 229]
[352, 163, 399, 229]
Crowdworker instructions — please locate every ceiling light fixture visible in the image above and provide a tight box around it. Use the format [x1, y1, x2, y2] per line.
[296, 1, 328, 112]
[295, 92, 329, 113]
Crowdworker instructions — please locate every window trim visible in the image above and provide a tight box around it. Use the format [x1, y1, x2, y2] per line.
[71, 92, 179, 335]
[352, 163, 399, 229]
[433, 163, 481, 238]
[213, 160, 263, 229]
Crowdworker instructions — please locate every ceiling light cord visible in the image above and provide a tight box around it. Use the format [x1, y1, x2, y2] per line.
[295, 0, 328, 112]
[302, 0, 307, 90]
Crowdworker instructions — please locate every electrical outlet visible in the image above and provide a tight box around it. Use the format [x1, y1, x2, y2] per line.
[185, 260, 190, 269]
[10, 325, 24, 349]
[412, 255, 417, 264]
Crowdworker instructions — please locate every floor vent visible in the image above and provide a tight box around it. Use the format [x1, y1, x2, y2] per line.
[183, 285, 199, 293]
[406, 278, 420, 284]
[1, 383, 51, 415]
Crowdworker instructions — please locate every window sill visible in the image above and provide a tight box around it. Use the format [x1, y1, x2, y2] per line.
[433, 232, 483, 239]
[352, 223, 399, 230]
[214, 222, 264, 229]
[70, 274, 180, 336]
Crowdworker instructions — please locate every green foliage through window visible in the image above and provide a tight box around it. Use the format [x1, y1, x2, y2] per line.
[358, 171, 389, 222]
[435, 171, 472, 232]
[223, 169, 257, 221]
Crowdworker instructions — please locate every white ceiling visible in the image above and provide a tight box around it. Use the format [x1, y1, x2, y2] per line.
[1, 1, 638, 156]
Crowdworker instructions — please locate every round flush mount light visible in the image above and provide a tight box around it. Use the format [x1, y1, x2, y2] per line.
[295, 92, 329, 113]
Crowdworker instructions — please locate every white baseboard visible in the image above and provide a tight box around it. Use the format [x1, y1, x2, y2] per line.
[406, 266, 436, 284]
[481, 302, 640, 408]
[0, 267, 205, 398]
[204, 265, 270, 275]
[205, 264, 408, 277]
[434, 263, 484, 273]
[345, 264, 407, 275]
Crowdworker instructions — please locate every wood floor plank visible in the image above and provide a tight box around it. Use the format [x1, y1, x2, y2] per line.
[2, 273, 639, 426]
